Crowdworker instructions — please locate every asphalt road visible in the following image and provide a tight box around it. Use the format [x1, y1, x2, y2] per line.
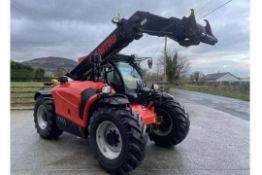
[11, 90, 249, 175]
[173, 89, 250, 121]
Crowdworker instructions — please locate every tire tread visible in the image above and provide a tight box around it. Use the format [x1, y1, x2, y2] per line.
[89, 107, 147, 175]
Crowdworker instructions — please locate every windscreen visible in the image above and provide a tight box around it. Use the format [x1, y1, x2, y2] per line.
[115, 62, 143, 90]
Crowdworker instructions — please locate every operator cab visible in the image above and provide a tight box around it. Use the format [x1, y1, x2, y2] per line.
[104, 54, 148, 102]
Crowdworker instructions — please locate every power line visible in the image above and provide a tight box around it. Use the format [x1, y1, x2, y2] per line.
[198, 0, 233, 20]
[194, 0, 213, 15]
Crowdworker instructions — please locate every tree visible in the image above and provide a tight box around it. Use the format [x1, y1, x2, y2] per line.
[33, 68, 45, 81]
[156, 58, 164, 81]
[54, 67, 67, 78]
[159, 49, 190, 83]
[190, 71, 204, 84]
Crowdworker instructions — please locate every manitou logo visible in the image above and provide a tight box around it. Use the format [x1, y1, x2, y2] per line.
[96, 34, 117, 56]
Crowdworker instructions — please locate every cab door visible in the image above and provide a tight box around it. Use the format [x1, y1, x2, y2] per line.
[105, 64, 125, 93]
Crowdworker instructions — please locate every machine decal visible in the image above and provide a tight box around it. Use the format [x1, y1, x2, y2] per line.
[96, 33, 117, 56]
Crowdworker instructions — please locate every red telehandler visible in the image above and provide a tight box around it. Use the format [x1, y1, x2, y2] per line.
[34, 9, 217, 174]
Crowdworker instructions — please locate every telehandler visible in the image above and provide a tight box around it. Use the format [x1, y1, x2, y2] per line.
[34, 9, 217, 174]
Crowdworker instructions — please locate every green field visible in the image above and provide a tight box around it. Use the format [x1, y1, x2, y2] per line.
[11, 82, 44, 109]
[11, 82, 43, 87]
[175, 84, 249, 101]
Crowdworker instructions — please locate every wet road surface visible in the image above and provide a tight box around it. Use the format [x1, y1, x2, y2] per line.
[173, 89, 249, 121]
[11, 91, 249, 175]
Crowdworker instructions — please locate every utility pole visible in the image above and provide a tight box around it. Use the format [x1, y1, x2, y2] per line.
[164, 36, 167, 82]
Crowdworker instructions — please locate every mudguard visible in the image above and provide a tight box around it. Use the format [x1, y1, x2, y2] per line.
[151, 92, 179, 105]
[96, 94, 129, 106]
[87, 94, 129, 117]
[85, 94, 130, 126]
[34, 91, 52, 100]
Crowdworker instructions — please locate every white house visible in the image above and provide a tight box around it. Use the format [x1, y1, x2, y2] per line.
[203, 72, 241, 82]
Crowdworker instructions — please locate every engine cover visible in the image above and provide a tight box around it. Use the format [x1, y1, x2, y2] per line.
[52, 80, 107, 127]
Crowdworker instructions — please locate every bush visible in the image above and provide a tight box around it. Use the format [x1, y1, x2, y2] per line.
[33, 68, 45, 81]
[11, 61, 51, 82]
[11, 61, 34, 81]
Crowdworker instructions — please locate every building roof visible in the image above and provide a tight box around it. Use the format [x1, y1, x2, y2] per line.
[203, 72, 241, 81]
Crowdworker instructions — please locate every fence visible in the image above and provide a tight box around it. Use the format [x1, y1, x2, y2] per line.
[11, 83, 44, 110]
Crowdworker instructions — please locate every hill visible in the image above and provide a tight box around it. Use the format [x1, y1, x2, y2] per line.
[22, 56, 78, 72]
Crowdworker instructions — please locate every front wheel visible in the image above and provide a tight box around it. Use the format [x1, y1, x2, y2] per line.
[89, 107, 147, 174]
[149, 100, 190, 147]
[33, 97, 63, 139]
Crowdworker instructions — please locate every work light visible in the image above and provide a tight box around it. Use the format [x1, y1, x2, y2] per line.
[101, 85, 112, 94]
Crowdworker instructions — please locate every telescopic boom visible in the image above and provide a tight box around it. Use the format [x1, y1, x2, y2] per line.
[67, 9, 218, 80]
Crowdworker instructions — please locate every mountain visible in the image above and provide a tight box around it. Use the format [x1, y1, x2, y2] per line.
[22, 56, 78, 72]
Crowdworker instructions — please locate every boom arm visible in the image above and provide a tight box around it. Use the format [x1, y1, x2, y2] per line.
[67, 9, 218, 80]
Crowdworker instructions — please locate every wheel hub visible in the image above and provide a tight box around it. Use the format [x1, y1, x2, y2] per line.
[106, 129, 120, 147]
[96, 121, 123, 160]
[153, 110, 173, 136]
[37, 105, 48, 130]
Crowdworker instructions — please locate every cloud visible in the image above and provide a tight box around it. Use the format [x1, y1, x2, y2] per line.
[11, 0, 249, 77]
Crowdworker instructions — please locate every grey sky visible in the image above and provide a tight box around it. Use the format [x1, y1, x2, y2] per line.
[11, 0, 249, 78]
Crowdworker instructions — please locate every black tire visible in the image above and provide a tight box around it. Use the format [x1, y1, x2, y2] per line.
[33, 97, 63, 139]
[149, 100, 190, 147]
[89, 107, 147, 175]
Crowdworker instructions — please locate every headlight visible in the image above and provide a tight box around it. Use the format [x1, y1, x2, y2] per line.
[101, 85, 112, 94]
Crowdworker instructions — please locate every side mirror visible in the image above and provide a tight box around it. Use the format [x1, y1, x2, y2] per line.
[147, 58, 153, 69]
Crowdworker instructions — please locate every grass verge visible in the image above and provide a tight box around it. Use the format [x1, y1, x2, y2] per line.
[175, 84, 249, 101]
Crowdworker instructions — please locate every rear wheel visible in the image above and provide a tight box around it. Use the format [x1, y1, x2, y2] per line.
[89, 107, 147, 174]
[149, 100, 190, 147]
[34, 97, 63, 139]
